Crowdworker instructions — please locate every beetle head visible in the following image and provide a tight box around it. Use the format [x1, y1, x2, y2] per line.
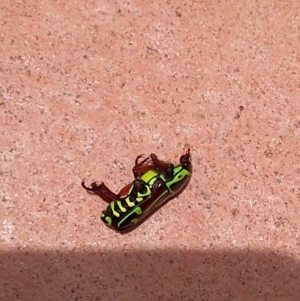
[165, 149, 192, 192]
[179, 148, 191, 172]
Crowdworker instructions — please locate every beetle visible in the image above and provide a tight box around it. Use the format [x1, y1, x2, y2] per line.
[82, 149, 191, 232]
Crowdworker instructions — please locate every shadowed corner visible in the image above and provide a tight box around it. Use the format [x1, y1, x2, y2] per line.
[0, 248, 299, 301]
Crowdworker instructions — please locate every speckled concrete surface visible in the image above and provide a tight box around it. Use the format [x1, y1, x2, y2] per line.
[1, 1, 300, 300]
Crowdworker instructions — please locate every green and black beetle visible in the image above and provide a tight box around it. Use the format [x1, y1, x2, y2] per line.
[82, 149, 191, 232]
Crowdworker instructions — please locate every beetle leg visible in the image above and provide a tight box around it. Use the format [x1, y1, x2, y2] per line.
[81, 179, 118, 203]
[138, 179, 168, 213]
[135, 154, 148, 166]
[149, 153, 168, 170]
[132, 154, 154, 178]
[132, 164, 155, 178]
[131, 178, 147, 196]
[117, 182, 133, 199]
[118, 178, 148, 199]
[150, 153, 174, 179]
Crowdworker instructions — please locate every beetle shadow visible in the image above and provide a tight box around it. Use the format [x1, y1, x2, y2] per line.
[1, 248, 299, 300]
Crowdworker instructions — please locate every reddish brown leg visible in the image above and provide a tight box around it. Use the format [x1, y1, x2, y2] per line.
[118, 179, 148, 199]
[133, 164, 155, 178]
[117, 182, 133, 199]
[150, 153, 174, 179]
[133, 153, 174, 178]
[149, 153, 170, 171]
[135, 154, 148, 166]
[81, 180, 118, 203]
[132, 154, 154, 178]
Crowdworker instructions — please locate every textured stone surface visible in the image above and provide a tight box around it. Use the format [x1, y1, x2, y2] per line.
[1, 1, 300, 300]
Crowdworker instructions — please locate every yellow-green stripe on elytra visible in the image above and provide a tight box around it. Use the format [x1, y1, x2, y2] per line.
[140, 169, 160, 186]
[117, 206, 143, 228]
[166, 167, 190, 191]
[125, 196, 136, 207]
[101, 214, 112, 226]
[110, 201, 120, 217]
[116, 200, 127, 212]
